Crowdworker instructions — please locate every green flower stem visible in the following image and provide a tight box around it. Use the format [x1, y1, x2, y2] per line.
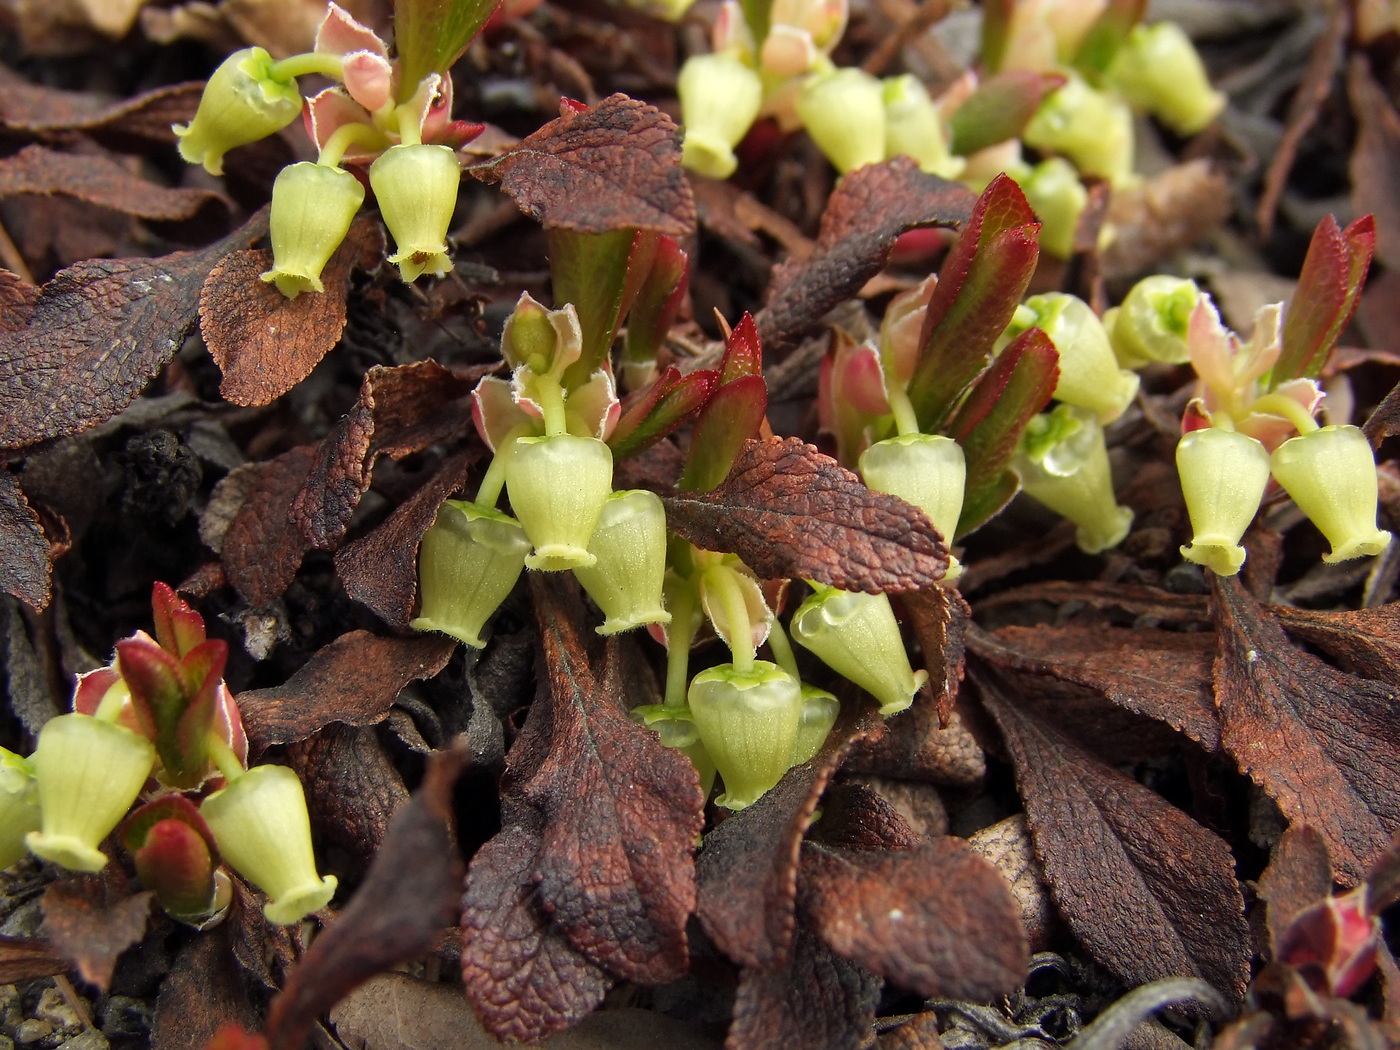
[267, 52, 344, 82]
[206, 734, 245, 785]
[766, 617, 801, 682]
[396, 104, 424, 147]
[1249, 393, 1320, 436]
[886, 380, 921, 438]
[475, 427, 532, 509]
[318, 123, 385, 168]
[533, 374, 569, 438]
[705, 564, 756, 673]
[664, 583, 699, 708]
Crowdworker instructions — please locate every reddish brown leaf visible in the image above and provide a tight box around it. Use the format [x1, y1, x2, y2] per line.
[221, 445, 318, 607]
[0, 937, 66, 983]
[285, 724, 409, 866]
[151, 929, 260, 1050]
[1257, 826, 1334, 956]
[237, 630, 455, 751]
[976, 580, 1209, 625]
[0, 213, 265, 449]
[0, 469, 51, 610]
[799, 838, 1028, 999]
[263, 746, 469, 1050]
[843, 700, 985, 787]
[807, 782, 918, 853]
[0, 71, 201, 142]
[664, 437, 949, 593]
[759, 158, 975, 351]
[1364, 377, 1400, 445]
[1349, 57, 1400, 273]
[897, 585, 967, 725]
[469, 94, 695, 237]
[201, 220, 384, 407]
[978, 671, 1251, 1002]
[1211, 575, 1400, 885]
[0, 145, 226, 221]
[1272, 602, 1400, 684]
[41, 876, 153, 992]
[727, 925, 882, 1050]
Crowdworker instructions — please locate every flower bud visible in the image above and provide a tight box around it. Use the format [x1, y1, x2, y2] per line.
[1023, 74, 1135, 186]
[1107, 275, 1202, 368]
[1105, 22, 1226, 136]
[261, 163, 365, 299]
[506, 435, 614, 571]
[0, 750, 40, 871]
[859, 433, 966, 578]
[796, 67, 887, 175]
[881, 75, 963, 179]
[1175, 426, 1270, 576]
[1269, 426, 1392, 563]
[688, 661, 803, 809]
[1017, 406, 1133, 554]
[1013, 294, 1138, 422]
[791, 587, 926, 716]
[792, 686, 839, 765]
[678, 52, 764, 180]
[174, 47, 304, 176]
[369, 143, 460, 282]
[124, 796, 226, 924]
[200, 765, 337, 926]
[573, 489, 672, 634]
[411, 501, 531, 648]
[26, 714, 155, 873]
[1019, 158, 1087, 259]
[1277, 887, 1380, 999]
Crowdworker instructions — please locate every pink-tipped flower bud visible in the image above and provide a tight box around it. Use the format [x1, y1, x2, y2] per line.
[573, 489, 672, 635]
[0, 750, 40, 871]
[791, 587, 927, 716]
[1023, 73, 1135, 186]
[1017, 406, 1133, 555]
[173, 47, 304, 176]
[678, 52, 764, 180]
[506, 435, 614, 571]
[1176, 426, 1270, 576]
[369, 143, 460, 283]
[859, 432, 966, 579]
[1269, 425, 1392, 564]
[796, 67, 887, 175]
[261, 162, 365, 299]
[1105, 22, 1226, 136]
[1106, 275, 1203, 368]
[411, 501, 531, 648]
[688, 661, 803, 809]
[1012, 294, 1138, 422]
[1019, 158, 1087, 259]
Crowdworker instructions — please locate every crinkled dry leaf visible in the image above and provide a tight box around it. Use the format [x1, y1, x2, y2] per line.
[1273, 602, 1400, 684]
[220, 444, 318, 606]
[1349, 57, 1400, 272]
[0, 937, 67, 984]
[897, 585, 967, 725]
[664, 437, 949, 594]
[759, 158, 974, 351]
[1257, 826, 1334, 956]
[806, 782, 918, 853]
[1211, 575, 1400, 885]
[843, 701, 985, 787]
[201, 219, 383, 406]
[0, 213, 265, 449]
[978, 671, 1250, 1002]
[1100, 161, 1231, 281]
[469, 94, 695, 237]
[285, 724, 408, 865]
[0, 145, 227, 221]
[151, 928, 260, 1050]
[0, 469, 51, 610]
[0, 69, 200, 141]
[41, 876, 153, 992]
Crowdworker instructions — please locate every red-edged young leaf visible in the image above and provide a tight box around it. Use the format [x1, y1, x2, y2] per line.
[0, 144, 227, 221]
[608, 366, 719, 462]
[623, 235, 688, 370]
[758, 158, 975, 351]
[1276, 215, 1375, 383]
[41, 875, 153, 992]
[799, 838, 1028, 999]
[1211, 575, 1400, 885]
[469, 94, 695, 237]
[949, 72, 1067, 156]
[0, 212, 264, 449]
[0, 468, 51, 610]
[123, 793, 216, 857]
[127, 818, 218, 920]
[262, 746, 469, 1050]
[908, 175, 1041, 432]
[150, 581, 206, 659]
[978, 0, 1015, 72]
[665, 437, 949, 592]
[392, 0, 499, 102]
[1273, 602, 1400, 684]
[947, 328, 1059, 537]
[678, 375, 768, 493]
[117, 635, 226, 789]
[719, 312, 764, 384]
[1074, 0, 1150, 72]
[977, 669, 1251, 1003]
[549, 226, 637, 386]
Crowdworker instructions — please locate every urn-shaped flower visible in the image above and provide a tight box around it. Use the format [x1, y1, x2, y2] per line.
[369, 143, 460, 282]
[173, 47, 303, 175]
[796, 67, 887, 175]
[573, 489, 672, 634]
[678, 52, 763, 180]
[1270, 425, 1392, 563]
[506, 434, 614, 571]
[687, 662, 803, 809]
[262, 163, 365, 298]
[1176, 426, 1271, 576]
[791, 587, 926, 716]
[412, 501, 531, 648]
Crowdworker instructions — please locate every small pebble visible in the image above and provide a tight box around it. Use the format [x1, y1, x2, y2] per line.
[33, 989, 80, 1036]
[14, 1019, 52, 1046]
[96, 998, 148, 1042]
[55, 1032, 107, 1050]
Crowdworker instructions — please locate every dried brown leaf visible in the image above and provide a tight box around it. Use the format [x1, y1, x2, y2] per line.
[1273, 602, 1400, 684]
[41, 876, 152, 992]
[664, 437, 948, 593]
[898, 585, 967, 725]
[0, 213, 265, 449]
[469, 94, 695, 237]
[878, 1014, 945, 1050]
[758, 159, 974, 351]
[0, 72, 201, 142]
[806, 782, 918, 853]
[220, 444, 317, 606]
[978, 672, 1250, 1002]
[843, 701, 985, 786]
[0, 145, 226, 221]
[1349, 57, 1400, 271]
[285, 723, 408, 866]
[1211, 576, 1400, 885]
[151, 928, 260, 1050]
[237, 630, 455, 750]
[1100, 162, 1231, 281]
[201, 219, 383, 406]
[1257, 826, 1333, 956]
[0, 937, 66, 984]
[0, 469, 51, 610]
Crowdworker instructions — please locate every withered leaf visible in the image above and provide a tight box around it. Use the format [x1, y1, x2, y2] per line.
[41, 876, 153, 992]
[0, 213, 265, 449]
[237, 630, 455, 751]
[151, 928, 260, 1050]
[285, 724, 408, 866]
[807, 782, 918, 853]
[799, 838, 1028, 999]
[1349, 57, 1400, 271]
[1212, 575, 1400, 885]
[978, 671, 1250, 1002]
[1100, 161, 1232, 281]
[897, 583, 968, 725]
[291, 361, 483, 551]
[1273, 602, 1400, 684]
[0, 145, 226, 221]
[843, 701, 985, 787]
[0, 71, 200, 142]
[0, 469, 51, 610]
[969, 624, 1221, 751]
[1257, 826, 1334, 955]
[0, 936, 66, 984]
[728, 925, 882, 1050]
[664, 437, 948, 594]
[264, 746, 468, 1050]
[220, 445, 318, 607]
[469, 94, 695, 237]
[697, 699, 885, 970]
[200, 219, 383, 407]
[759, 159, 975, 350]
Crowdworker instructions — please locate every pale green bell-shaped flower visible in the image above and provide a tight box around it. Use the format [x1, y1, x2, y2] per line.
[1105, 22, 1226, 136]
[26, 714, 155, 873]
[411, 501, 531, 648]
[200, 765, 337, 925]
[1011, 294, 1139, 422]
[791, 587, 926, 716]
[1016, 406, 1133, 555]
[1023, 73, 1135, 187]
[1019, 158, 1086, 259]
[173, 47, 303, 176]
[687, 662, 803, 810]
[573, 489, 672, 634]
[859, 433, 966, 579]
[1106, 275, 1203, 368]
[506, 434, 614, 571]
[261, 163, 365, 298]
[0, 750, 40, 871]
[678, 52, 764, 180]
[1176, 426, 1270, 576]
[369, 143, 461, 282]
[796, 67, 887, 174]
[1270, 425, 1392, 564]
[881, 75, 963, 179]
[792, 686, 839, 766]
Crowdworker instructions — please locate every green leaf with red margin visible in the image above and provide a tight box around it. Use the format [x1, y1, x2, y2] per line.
[678, 374, 768, 493]
[150, 581, 206, 659]
[609, 366, 719, 462]
[908, 174, 1041, 432]
[720, 313, 764, 384]
[1074, 0, 1150, 73]
[548, 227, 637, 387]
[1276, 215, 1375, 383]
[947, 327, 1059, 537]
[116, 636, 226, 790]
[623, 236, 688, 371]
[392, 0, 499, 103]
[949, 72, 1067, 156]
